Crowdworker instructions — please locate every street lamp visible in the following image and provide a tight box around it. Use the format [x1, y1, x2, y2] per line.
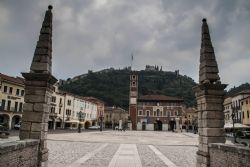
[231, 104, 239, 143]
[99, 113, 104, 131]
[78, 111, 85, 133]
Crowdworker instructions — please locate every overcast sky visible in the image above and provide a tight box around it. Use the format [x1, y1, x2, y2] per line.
[0, 0, 249, 88]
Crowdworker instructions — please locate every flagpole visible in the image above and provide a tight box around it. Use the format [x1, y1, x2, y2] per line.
[131, 53, 133, 71]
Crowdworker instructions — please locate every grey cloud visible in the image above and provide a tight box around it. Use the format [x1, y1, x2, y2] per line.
[0, 0, 249, 88]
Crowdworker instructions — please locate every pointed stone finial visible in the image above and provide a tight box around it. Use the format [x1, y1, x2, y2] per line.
[48, 5, 53, 10]
[30, 6, 53, 74]
[199, 18, 220, 84]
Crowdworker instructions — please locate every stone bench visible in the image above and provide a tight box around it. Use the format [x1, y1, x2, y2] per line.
[0, 131, 10, 138]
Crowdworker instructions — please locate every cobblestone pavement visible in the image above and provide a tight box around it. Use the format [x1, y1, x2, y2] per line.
[1, 130, 198, 167]
[45, 130, 198, 167]
[48, 140, 103, 167]
[83, 144, 119, 167]
[155, 145, 197, 167]
[137, 144, 166, 167]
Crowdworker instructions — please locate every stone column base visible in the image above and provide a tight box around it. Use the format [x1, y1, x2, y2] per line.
[197, 151, 209, 167]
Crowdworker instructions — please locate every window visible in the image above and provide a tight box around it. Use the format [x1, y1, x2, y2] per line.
[241, 102, 244, 106]
[9, 87, 13, 94]
[247, 110, 249, 118]
[15, 102, 18, 111]
[7, 100, 11, 111]
[246, 100, 248, 104]
[51, 107, 55, 113]
[19, 103, 23, 112]
[21, 90, 24, 96]
[59, 108, 61, 114]
[52, 96, 56, 103]
[243, 112, 245, 119]
[3, 86, 7, 93]
[1, 99, 6, 110]
[164, 111, 166, 116]
[157, 109, 160, 116]
[66, 109, 71, 115]
[16, 89, 20, 96]
[60, 98, 62, 104]
[138, 110, 142, 115]
[147, 110, 150, 116]
[67, 100, 71, 106]
[132, 81, 136, 87]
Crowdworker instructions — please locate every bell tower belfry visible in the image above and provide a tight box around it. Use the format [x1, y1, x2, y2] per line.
[129, 71, 138, 130]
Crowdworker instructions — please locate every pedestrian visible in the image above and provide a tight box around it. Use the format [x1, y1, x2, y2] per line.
[122, 123, 126, 131]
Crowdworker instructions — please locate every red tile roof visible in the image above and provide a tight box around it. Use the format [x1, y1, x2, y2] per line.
[239, 90, 250, 94]
[0, 73, 24, 86]
[138, 95, 183, 102]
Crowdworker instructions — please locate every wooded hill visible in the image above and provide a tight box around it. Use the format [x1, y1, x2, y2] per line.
[60, 67, 197, 109]
[60, 67, 250, 109]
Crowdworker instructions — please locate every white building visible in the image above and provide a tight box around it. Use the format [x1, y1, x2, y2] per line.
[231, 90, 250, 123]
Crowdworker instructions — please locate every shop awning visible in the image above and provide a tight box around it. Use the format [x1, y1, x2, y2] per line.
[224, 123, 250, 128]
[65, 120, 79, 124]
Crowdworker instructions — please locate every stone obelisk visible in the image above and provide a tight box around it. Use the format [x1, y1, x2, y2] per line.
[193, 18, 227, 167]
[19, 5, 57, 167]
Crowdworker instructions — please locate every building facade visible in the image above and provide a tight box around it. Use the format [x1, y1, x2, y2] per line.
[104, 106, 128, 129]
[82, 97, 105, 126]
[231, 90, 250, 123]
[129, 72, 184, 131]
[181, 107, 197, 131]
[48, 88, 98, 130]
[223, 90, 250, 125]
[240, 96, 250, 125]
[223, 97, 232, 124]
[0, 73, 100, 130]
[137, 95, 184, 131]
[0, 73, 24, 129]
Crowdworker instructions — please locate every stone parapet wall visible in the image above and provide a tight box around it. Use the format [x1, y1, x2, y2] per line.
[209, 143, 250, 167]
[0, 139, 39, 167]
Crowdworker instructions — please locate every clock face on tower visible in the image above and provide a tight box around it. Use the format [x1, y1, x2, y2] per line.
[130, 98, 137, 104]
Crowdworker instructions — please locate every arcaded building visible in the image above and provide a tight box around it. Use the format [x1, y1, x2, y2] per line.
[129, 72, 184, 131]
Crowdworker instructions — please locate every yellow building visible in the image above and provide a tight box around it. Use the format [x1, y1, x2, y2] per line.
[241, 96, 250, 126]
[0, 73, 24, 129]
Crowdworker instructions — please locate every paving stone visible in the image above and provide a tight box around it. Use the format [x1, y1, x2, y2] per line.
[155, 145, 197, 167]
[83, 144, 119, 167]
[137, 144, 166, 167]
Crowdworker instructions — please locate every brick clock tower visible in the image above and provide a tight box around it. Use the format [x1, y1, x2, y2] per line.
[129, 71, 138, 130]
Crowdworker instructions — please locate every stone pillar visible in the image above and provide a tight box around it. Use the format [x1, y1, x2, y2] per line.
[194, 18, 227, 167]
[19, 5, 57, 167]
[175, 117, 180, 132]
[53, 121, 56, 130]
[8, 116, 12, 130]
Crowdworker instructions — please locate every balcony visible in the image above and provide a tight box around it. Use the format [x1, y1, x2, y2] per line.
[50, 113, 58, 117]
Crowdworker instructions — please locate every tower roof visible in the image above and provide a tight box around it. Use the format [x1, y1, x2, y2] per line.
[199, 18, 220, 84]
[30, 6, 53, 74]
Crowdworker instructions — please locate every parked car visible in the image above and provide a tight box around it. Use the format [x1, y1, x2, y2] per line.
[14, 122, 21, 130]
[241, 131, 250, 139]
[88, 125, 100, 130]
